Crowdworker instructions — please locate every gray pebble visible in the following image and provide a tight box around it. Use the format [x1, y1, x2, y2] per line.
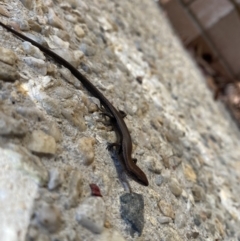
[59, 67, 82, 89]
[53, 49, 82, 68]
[120, 193, 145, 236]
[23, 57, 47, 75]
[193, 214, 201, 226]
[22, 41, 46, 60]
[174, 211, 187, 228]
[192, 185, 205, 202]
[79, 43, 96, 56]
[155, 175, 164, 186]
[19, 19, 30, 31]
[41, 96, 61, 117]
[52, 86, 73, 99]
[157, 216, 172, 224]
[48, 168, 63, 190]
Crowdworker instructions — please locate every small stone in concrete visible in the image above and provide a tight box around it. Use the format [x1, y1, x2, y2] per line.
[120, 193, 145, 236]
[168, 178, 182, 197]
[27, 130, 57, 155]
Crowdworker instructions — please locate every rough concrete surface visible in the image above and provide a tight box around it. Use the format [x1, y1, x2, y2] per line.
[0, 0, 240, 241]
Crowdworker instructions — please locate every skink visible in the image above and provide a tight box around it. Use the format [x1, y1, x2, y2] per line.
[0, 20, 149, 186]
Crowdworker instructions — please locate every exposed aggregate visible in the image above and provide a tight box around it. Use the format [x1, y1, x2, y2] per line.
[0, 0, 240, 241]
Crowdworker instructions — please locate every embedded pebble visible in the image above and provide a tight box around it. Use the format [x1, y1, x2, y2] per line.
[174, 211, 187, 228]
[61, 109, 87, 131]
[0, 112, 27, 136]
[161, 168, 171, 181]
[168, 178, 182, 197]
[22, 42, 46, 60]
[65, 14, 78, 23]
[0, 5, 11, 17]
[76, 196, 106, 234]
[19, 19, 30, 31]
[158, 200, 175, 219]
[36, 203, 62, 233]
[59, 67, 82, 88]
[145, 156, 163, 174]
[50, 35, 70, 49]
[74, 25, 85, 38]
[65, 170, 83, 208]
[53, 49, 82, 68]
[23, 57, 47, 75]
[48, 168, 63, 190]
[98, 17, 113, 31]
[0, 47, 18, 65]
[79, 43, 96, 56]
[74, 50, 84, 62]
[48, 9, 65, 29]
[27, 130, 57, 155]
[28, 19, 42, 32]
[19, 0, 33, 9]
[0, 61, 20, 82]
[157, 216, 172, 224]
[164, 126, 184, 143]
[155, 175, 164, 186]
[40, 76, 55, 90]
[2, 144, 48, 186]
[183, 164, 197, 182]
[192, 185, 205, 202]
[40, 96, 61, 117]
[77, 137, 96, 165]
[52, 86, 73, 99]
[120, 193, 145, 235]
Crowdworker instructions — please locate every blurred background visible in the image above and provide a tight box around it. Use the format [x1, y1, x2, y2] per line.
[159, 0, 240, 126]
